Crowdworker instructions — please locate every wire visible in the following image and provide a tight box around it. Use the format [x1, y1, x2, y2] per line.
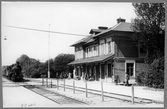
[3, 25, 87, 37]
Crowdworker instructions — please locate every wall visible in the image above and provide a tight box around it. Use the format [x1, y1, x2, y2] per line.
[114, 35, 138, 58]
[114, 60, 149, 83]
[114, 61, 125, 83]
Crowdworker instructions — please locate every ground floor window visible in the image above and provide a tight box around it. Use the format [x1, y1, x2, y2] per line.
[125, 60, 135, 77]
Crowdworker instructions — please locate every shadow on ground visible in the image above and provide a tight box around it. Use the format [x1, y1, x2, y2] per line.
[118, 83, 133, 86]
[22, 79, 30, 82]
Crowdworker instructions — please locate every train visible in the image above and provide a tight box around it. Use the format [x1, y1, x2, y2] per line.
[3, 65, 24, 82]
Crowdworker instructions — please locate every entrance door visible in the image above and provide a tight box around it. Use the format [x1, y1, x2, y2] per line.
[101, 64, 105, 79]
[126, 63, 134, 76]
[108, 63, 112, 77]
[96, 64, 99, 81]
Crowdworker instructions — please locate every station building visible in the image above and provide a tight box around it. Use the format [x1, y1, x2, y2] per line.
[68, 18, 148, 83]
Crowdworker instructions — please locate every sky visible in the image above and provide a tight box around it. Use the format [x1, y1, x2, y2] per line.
[1, 2, 137, 66]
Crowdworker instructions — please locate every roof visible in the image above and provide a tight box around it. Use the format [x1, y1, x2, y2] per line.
[70, 35, 91, 46]
[93, 22, 133, 38]
[70, 34, 96, 46]
[112, 22, 133, 32]
[89, 29, 104, 34]
[68, 53, 114, 65]
[70, 22, 133, 46]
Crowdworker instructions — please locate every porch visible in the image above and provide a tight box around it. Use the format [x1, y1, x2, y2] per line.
[68, 53, 115, 82]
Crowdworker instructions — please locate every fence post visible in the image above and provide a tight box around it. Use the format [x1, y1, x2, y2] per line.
[42, 76, 44, 86]
[64, 79, 65, 91]
[57, 79, 59, 89]
[101, 81, 104, 101]
[73, 80, 75, 94]
[46, 78, 48, 87]
[86, 81, 88, 97]
[51, 78, 52, 88]
[132, 84, 134, 104]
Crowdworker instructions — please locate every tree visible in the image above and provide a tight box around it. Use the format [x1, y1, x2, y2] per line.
[54, 54, 75, 78]
[16, 54, 42, 78]
[131, 3, 165, 88]
[131, 3, 165, 63]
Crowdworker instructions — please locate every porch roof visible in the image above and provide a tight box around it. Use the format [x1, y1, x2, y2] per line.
[68, 53, 114, 65]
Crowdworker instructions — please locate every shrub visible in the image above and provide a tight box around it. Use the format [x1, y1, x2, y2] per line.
[135, 71, 146, 86]
[136, 57, 164, 88]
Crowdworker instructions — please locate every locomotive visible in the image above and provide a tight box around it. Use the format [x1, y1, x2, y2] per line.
[4, 62, 23, 82]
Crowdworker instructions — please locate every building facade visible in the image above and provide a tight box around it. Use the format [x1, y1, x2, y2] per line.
[68, 18, 148, 83]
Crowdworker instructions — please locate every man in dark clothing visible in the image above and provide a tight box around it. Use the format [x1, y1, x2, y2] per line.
[125, 73, 130, 86]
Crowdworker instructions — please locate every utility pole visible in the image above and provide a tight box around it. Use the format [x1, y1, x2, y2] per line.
[48, 24, 50, 79]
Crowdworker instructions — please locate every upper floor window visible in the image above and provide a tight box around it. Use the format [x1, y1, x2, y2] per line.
[75, 47, 78, 51]
[101, 43, 105, 55]
[108, 41, 111, 53]
[139, 41, 147, 57]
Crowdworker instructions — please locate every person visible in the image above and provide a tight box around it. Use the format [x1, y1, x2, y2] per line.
[125, 73, 130, 86]
[68, 72, 71, 79]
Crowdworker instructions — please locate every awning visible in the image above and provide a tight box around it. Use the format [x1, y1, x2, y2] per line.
[68, 53, 114, 65]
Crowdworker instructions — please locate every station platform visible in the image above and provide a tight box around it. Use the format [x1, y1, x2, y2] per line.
[2, 77, 60, 108]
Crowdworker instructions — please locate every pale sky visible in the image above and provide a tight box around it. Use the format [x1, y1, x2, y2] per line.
[1, 2, 137, 66]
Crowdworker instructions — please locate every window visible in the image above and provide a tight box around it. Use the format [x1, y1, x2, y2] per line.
[125, 60, 135, 77]
[101, 43, 105, 55]
[94, 45, 98, 56]
[86, 47, 89, 58]
[139, 41, 147, 57]
[79, 46, 82, 50]
[90, 46, 93, 57]
[108, 41, 111, 53]
[75, 47, 78, 51]
[126, 63, 134, 76]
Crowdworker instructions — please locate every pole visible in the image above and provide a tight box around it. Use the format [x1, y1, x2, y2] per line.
[42, 76, 44, 86]
[57, 79, 59, 89]
[73, 80, 75, 94]
[46, 78, 48, 87]
[51, 78, 52, 88]
[132, 84, 134, 104]
[64, 79, 65, 91]
[101, 81, 104, 101]
[86, 81, 88, 97]
[48, 24, 50, 79]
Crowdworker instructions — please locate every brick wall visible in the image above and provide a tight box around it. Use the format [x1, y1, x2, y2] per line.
[114, 62, 125, 83]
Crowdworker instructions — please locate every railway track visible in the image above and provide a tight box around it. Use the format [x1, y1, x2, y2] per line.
[15, 78, 163, 105]
[22, 84, 89, 105]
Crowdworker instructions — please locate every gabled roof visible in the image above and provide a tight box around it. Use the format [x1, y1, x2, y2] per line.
[70, 22, 133, 47]
[93, 22, 133, 38]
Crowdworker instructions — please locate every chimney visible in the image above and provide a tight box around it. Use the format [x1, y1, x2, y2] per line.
[117, 17, 126, 24]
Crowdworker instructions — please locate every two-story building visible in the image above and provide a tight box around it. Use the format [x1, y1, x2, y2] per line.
[68, 18, 148, 83]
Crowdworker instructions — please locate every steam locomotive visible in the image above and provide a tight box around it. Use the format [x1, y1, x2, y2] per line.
[3, 64, 23, 82]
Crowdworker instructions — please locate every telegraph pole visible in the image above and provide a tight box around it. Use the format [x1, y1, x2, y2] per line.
[48, 24, 50, 79]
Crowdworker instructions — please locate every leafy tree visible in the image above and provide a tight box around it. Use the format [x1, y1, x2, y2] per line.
[16, 54, 31, 70]
[44, 59, 56, 78]
[131, 3, 165, 88]
[131, 3, 165, 63]
[16, 54, 42, 78]
[54, 54, 75, 78]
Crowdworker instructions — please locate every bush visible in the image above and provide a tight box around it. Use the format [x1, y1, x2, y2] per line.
[136, 57, 164, 88]
[135, 71, 146, 86]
